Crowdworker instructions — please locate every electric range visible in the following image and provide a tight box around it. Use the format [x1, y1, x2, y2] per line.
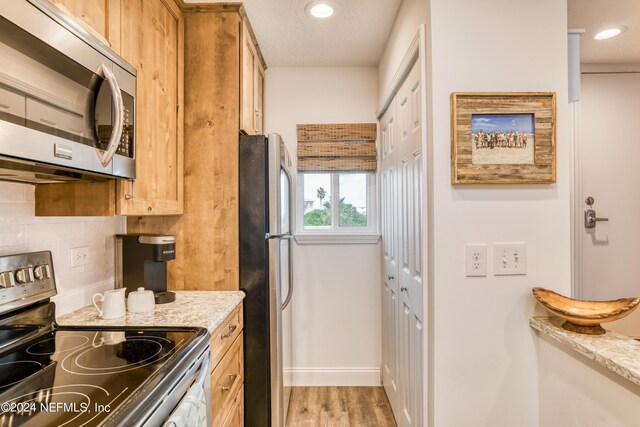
[0, 251, 210, 427]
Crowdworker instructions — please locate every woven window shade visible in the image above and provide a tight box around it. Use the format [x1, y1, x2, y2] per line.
[297, 123, 377, 172]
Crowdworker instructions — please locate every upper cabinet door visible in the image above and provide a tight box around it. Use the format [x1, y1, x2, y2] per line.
[240, 22, 257, 135]
[254, 60, 264, 134]
[50, 0, 121, 51]
[116, 0, 184, 215]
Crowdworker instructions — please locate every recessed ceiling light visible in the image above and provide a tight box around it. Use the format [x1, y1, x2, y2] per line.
[594, 26, 627, 40]
[306, 2, 334, 19]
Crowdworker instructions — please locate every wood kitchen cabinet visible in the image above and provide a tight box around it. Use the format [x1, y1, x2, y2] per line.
[210, 303, 244, 426]
[50, 0, 121, 52]
[240, 20, 265, 135]
[35, 0, 184, 217]
[253, 60, 265, 134]
[116, 0, 184, 215]
[127, 4, 266, 291]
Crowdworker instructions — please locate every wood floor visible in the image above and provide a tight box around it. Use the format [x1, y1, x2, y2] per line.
[286, 387, 397, 427]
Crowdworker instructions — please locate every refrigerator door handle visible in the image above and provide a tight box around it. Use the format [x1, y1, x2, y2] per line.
[265, 233, 293, 240]
[282, 240, 293, 310]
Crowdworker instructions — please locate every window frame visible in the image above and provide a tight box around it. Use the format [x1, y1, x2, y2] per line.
[296, 171, 378, 238]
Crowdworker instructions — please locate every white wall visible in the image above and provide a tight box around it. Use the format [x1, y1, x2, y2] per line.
[265, 67, 382, 385]
[537, 333, 640, 426]
[377, 0, 427, 107]
[427, 0, 571, 426]
[0, 182, 124, 316]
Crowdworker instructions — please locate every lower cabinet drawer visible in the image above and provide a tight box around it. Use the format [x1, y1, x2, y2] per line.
[222, 385, 244, 427]
[210, 304, 243, 371]
[211, 332, 244, 426]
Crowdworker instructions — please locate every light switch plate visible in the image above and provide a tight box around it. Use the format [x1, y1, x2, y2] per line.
[493, 242, 526, 276]
[465, 243, 487, 277]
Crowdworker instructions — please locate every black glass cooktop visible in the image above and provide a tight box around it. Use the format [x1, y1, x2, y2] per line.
[0, 328, 198, 426]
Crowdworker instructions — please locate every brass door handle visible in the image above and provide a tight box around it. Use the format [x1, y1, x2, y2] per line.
[220, 373, 238, 391]
[221, 324, 237, 339]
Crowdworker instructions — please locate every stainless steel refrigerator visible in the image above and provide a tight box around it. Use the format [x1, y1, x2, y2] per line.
[239, 133, 293, 426]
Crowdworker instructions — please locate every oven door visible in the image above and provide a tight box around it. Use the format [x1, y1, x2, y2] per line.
[139, 347, 212, 427]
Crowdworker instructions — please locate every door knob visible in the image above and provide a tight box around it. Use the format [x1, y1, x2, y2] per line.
[585, 209, 608, 229]
[584, 197, 608, 229]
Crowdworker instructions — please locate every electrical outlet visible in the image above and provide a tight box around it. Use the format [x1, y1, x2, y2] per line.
[70, 246, 90, 268]
[493, 242, 526, 276]
[465, 243, 487, 277]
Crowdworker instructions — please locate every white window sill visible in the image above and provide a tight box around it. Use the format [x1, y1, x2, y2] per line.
[294, 233, 381, 245]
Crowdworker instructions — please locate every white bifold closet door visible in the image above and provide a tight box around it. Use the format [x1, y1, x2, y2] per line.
[380, 60, 423, 427]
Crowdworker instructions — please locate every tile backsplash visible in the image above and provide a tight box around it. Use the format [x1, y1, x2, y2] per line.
[0, 182, 125, 317]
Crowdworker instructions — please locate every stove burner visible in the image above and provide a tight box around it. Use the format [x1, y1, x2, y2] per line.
[76, 339, 162, 371]
[0, 361, 44, 389]
[61, 336, 176, 375]
[26, 335, 89, 356]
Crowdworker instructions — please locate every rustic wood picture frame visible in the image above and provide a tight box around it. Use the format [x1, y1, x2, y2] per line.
[451, 92, 556, 184]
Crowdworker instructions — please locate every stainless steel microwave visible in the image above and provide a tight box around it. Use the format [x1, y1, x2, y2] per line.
[0, 0, 136, 184]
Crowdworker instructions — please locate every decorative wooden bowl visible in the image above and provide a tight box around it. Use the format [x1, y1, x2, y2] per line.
[532, 287, 640, 335]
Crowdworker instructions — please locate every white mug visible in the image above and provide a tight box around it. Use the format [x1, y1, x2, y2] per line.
[92, 288, 126, 319]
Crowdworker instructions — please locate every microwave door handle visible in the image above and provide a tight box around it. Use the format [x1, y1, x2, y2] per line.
[97, 63, 124, 167]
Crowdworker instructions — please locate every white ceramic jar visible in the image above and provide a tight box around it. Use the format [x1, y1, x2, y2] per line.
[127, 287, 155, 313]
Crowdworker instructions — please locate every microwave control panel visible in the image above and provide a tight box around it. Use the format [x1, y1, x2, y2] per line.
[96, 87, 135, 159]
[117, 91, 135, 158]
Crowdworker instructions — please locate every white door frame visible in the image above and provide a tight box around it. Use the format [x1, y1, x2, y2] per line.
[570, 100, 583, 299]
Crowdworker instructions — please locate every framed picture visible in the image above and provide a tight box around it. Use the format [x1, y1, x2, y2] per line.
[451, 92, 556, 184]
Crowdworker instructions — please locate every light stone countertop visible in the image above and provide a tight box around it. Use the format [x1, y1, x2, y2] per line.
[57, 291, 245, 334]
[530, 316, 640, 387]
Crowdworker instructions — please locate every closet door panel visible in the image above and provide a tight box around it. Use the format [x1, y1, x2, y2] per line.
[399, 301, 413, 427]
[395, 60, 424, 427]
[411, 314, 423, 427]
[380, 100, 399, 414]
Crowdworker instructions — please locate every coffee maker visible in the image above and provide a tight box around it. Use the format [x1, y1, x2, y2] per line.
[116, 234, 176, 304]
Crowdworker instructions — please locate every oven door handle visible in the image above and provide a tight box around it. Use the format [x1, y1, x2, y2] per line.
[134, 346, 211, 427]
[96, 63, 124, 167]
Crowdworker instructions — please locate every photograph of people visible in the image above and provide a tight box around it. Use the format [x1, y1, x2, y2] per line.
[471, 114, 535, 165]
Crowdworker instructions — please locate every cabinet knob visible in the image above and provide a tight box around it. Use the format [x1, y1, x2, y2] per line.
[387, 275, 394, 281]
[400, 286, 408, 292]
[221, 324, 237, 339]
[220, 373, 238, 392]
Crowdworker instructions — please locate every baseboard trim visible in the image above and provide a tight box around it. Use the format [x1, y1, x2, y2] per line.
[285, 367, 382, 387]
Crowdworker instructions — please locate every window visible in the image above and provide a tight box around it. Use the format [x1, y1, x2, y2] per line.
[295, 122, 378, 242]
[299, 172, 375, 233]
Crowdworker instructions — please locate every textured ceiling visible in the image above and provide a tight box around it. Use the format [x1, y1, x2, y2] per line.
[568, 0, 640, 64]
[184, 0, 402, 67]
